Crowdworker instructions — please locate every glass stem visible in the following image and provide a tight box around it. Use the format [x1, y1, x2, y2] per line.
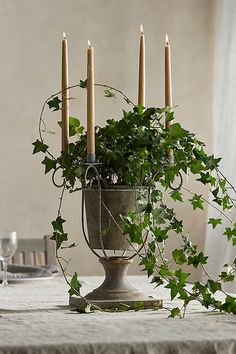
[2, 260, 8, 287]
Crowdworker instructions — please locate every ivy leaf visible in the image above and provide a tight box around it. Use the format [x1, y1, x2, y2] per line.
[219, 179, 227, 192]
[72, 305, 93, 314]
[190, 160, 205, 174]
[204, 155, 221, 170]
[123, 222, 143, 244]
[223, 227, 234, 240]
[197, 172, 216, 186]
[219, 271, 235, 282]
[208, 218, 222, 229]
[47, 96, 62, 111]
[58, 117, 83, 137]
[69, 117, 82, 136]
[42, 156, 57, 174]
[212, 187, 219, 198]
[169, 307, 181, 318]
[159, 264, 172, 277]
[170, 190, 183, 202]
[207, 280, 222, 294]
[221, 295, 236, 314]
[174, 269, 190, 285]
[79, 79, 87, 88]
[188, 252, 208, 268]
[51, 216, 65, 233]
[151, 208, 167, 224]
[32, 139, 48, 154]
[172, 249, 187, 265]
[68, 272, 82, 297]
[169, 123, 188, 138]
[74, 165, 85, 178]
[165, 280, 179, 300]
[84, 304, 92, 313]
[104, 89, 116, 98]
[150, 190, 163, 203]
[50, 231, 68, 249]
[170, 218, 183, 233]
[222, 195, 232, 211]
[151, 276, 164, 287]
[189, 194, 204, 210]
[153, 227, 168, 242]
[165, 111, 174, 122]
[139, 255, 156, 277]
[202, 292, 214, 308]
[135, 104, 144, 114]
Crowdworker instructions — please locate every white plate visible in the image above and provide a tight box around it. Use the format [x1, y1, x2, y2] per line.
[0, 276, 54, 283]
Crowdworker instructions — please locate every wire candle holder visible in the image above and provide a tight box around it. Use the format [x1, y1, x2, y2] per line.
[72, 161, 163, 309]
[53, 157, 182, 310]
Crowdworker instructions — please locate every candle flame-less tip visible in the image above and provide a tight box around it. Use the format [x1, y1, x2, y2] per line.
[165, 33, 169, 45]
[140, 24, 144, 34]
[88, 40, 91, 47]
[63, 32, 66, 39]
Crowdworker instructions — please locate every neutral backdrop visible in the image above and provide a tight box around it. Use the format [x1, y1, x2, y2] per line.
[0, 0, 214, 276]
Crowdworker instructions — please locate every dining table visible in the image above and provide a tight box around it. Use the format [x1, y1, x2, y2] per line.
[0, 275, 236, 354]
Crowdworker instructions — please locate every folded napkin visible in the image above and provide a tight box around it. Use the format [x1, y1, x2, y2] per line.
[0, 264, 59, 280]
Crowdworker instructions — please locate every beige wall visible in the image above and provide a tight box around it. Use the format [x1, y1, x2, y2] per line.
[0, 0, 214, 276]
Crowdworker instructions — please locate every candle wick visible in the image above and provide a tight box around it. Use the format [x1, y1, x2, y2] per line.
[88, 40, 91, 48]
[63, 32, 66, 39]
[140, 24, 144, 34]
[165, 33, 169, 45]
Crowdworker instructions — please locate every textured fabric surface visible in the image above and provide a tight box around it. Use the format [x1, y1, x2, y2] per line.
[0, 276, 235, 354]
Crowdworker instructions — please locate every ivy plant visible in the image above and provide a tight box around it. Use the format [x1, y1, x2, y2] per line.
[33, 81, 236, 317]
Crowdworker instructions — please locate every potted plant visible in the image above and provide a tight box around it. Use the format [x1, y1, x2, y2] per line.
[33, 82, 236, 317]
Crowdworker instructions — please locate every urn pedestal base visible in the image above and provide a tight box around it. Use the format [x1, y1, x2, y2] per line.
[69, 257, 162, 310]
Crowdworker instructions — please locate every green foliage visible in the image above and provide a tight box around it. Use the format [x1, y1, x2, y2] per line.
[68, 272, 82, 297]
[170, 190, 183, 202]
[47, 96, 62, 111]
[34, 81, 236, 317]
[73, 304, 92, 314]
[58, 117, 84, 137]
[208, 218, 222, 229]
[189, 194, 204, 210]
[223, 224, 236, 245]
[32, 139, 48, 154]
[172, 249, 187, 265]
[187, 252, 208, 268]
[79, 79, 87, 88]
[169, 307, 181, 318]
[104, 89, 116, 98]
[51, 216, 68, 249]
[221, 296, 236, 314]
[42, 156, 57, 174]
[207, 279, 222, 294]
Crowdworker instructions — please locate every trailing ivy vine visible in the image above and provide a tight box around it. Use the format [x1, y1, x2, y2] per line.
[33, 81, 236, 317]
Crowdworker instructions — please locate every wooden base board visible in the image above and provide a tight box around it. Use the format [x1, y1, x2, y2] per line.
[69, 296, 162, 311]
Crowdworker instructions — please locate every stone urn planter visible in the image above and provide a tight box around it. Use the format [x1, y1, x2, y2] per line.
[83, 185, 139, 251]
[69, 185, 162, 310]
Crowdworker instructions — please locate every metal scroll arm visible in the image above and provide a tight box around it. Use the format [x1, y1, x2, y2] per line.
[169, 172, 183, 191]
[52, 166, 66, 188]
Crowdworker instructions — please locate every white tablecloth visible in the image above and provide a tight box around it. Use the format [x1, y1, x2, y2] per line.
[0, 276, 236, 354]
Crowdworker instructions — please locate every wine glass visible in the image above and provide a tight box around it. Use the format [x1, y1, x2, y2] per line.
[0, 231, 17, 287]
